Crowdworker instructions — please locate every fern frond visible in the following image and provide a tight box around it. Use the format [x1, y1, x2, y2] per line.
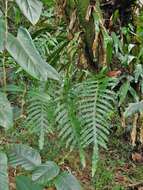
[55, 77, 115, 173]
[55, 81, 86, 167]
[25, 91, 54, 150]
[76, 77, 115, 176]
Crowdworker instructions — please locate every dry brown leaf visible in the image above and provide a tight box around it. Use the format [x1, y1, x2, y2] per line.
[92, 33, 99, 57]
[131, 114, 138, 146]
[140, 113, 143, 144]
[85, 5, 92, 21]
[69, 9, 77, 31]
[138, 187, 143, 190]
[107, 70, 122, 77]
[140, 127, 143, 144]
[132, 152, 143, 163]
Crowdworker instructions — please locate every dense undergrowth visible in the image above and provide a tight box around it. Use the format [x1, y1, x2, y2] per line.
[0, 0, 143, 190]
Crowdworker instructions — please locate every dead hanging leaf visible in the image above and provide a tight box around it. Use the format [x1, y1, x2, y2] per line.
[140, 113, 143, 144]
[56, 0, 67, 19]
[85, 1, 96, 22]
[69, 9, 77, 31]
[140, 127, 143, 144]
[98, 32, 106, 66]
[67, 32, 74, 40]
[131, 114, 138, 146]
[77, 52, 88, 69]
[85, 5, 92, 21]
[92, 33, 99, 58]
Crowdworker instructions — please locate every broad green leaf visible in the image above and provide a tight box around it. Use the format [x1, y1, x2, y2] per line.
[0, 18, 5, 52]
[8, 144, 41, 170]
[0, 152, 9, 190]
[0, 92, 13, 129]
[134, 64, 143, 83]
[16, 176, 43, 190]
[129, 86, 139, 102]
[124, 101, 143, 117]
[127, 55, 135, 65]
[32, 161, 60, 185]
[54, 172, 82, 190]
[118, 81, 130, 106]
[6, 28, 60, 81]
[128, 44, 135, 53]
[15, 0, 43, 25]
[0, 10, 3, 17]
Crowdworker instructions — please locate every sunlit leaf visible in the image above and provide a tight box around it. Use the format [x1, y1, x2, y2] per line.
[32, 161, 60, 185]
[8, 144, 41, 170]
[0, 152, 9, 190]
[0, 92, 13, 129]
[6, 28, 60, 81]
[15, 0, 43, 25]
[0, 18, 5, 52]
[54, 172, 82, 190]
[16, 176, 43, 190]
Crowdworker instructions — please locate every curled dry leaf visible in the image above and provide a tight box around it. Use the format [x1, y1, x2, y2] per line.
[132, 152, 143, 163]
[107, 70, 122, 77]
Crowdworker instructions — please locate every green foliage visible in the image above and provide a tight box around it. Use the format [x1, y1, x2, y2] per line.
[32, 161, 60, 185]
[16, 176, 43, 190]
[55, 76, 115, 176]
[0, 0, 143, 189]
[54, 171, 82, 190]
[124, 101, 143, 117]
[0, 18, 5, 52]
[0, 152, 9, 190]
[8, 144, 41, 170]
[0, 92, 13, 129]
[6, 28, 60, 81]
[76, 77, 115, 176]
[3, 144, 82, 190]
[26, 90, 53, 150]
[15, 0, 43, 25]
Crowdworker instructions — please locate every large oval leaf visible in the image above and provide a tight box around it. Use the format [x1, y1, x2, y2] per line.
[0, 92, 13, 129]
[54, 172, 82, 190]
[0, 18, 5, 52]
[6, 28, 60, 81]
[15, 0, 43, 25]
[8, 144, 41, 170]
[32, 161, 60, 185]
[0, 152, 9, 190]
[16, 176, 43, 190]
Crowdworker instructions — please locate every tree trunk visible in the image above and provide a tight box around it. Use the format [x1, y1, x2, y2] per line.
[56, 0, 137, 72]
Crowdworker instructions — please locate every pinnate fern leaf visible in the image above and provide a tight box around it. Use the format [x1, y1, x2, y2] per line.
[55, 77, 115, 176]
[26, 91, 53, 150]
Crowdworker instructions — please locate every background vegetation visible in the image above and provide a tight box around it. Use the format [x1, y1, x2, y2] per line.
[0, 0, 143, 189]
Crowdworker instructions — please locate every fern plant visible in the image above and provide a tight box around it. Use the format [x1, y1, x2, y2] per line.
[55, 79, 86, 167]
[55, 76, 116, 176]
[25, 90, 54, 150]
[76, 77, 115, 176]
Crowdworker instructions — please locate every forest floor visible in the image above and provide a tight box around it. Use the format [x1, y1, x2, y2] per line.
[56, 131, 143, 190]
[6, 127, 143, 190]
